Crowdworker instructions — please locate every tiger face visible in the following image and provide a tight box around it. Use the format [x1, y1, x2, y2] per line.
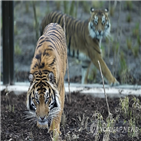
[88, 8, 111, 39]
[26, 72, 61, 129]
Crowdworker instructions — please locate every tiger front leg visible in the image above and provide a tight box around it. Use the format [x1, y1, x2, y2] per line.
[48, 112, 62, 140]
[49, 112, 62, 134]
[90, 51, 119, 86]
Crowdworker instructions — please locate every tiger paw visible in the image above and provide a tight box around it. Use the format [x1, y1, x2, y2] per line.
[110, 79, 119, 86]
[49, 129, 62, 141]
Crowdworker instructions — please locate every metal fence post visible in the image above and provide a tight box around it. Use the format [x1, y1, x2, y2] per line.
[2, 1, 14, 85]
[9, 1, 14, 85]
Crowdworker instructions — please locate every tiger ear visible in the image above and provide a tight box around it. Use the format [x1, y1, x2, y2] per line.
[105, 8, 109, 16]
[90, 7, 95, 14]
[105, 8, 109, 12]
[29, 73, 34, 82]
[49, 72, 55, 84]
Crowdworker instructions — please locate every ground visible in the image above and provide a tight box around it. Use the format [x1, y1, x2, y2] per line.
[0, 1, 141, 84]
[1, 90, 141, 141]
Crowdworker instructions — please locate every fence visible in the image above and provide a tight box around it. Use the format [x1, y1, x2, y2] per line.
[2, 1, 14, 85]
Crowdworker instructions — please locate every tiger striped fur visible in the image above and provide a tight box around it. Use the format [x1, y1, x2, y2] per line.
[26, 23, 67, 134]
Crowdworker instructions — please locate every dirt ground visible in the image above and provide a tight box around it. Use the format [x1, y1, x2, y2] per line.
[1, 89, 141, 141]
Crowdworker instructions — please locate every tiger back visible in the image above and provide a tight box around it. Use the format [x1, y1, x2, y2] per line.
[26, 23, 67, 133]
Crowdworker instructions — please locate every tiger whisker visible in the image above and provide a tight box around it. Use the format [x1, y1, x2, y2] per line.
[29, 120, 36, 129]
[28, 118, 36, 122]
[23, 115, 35, 120]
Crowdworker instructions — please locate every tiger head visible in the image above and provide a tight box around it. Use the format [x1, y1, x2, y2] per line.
[88, 7, 111, 40]
[26, 71, 61, 129]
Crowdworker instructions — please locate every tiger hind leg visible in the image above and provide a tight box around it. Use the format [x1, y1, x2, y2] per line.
[80, 54, 91, 84]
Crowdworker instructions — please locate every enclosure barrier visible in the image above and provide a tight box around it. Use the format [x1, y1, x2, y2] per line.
[2, 1, 14, 85]
[1, 83, 141, 98]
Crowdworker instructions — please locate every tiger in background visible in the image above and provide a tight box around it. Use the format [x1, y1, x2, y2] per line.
[40, 8, 119, 86]
[26, 23, 67, 134]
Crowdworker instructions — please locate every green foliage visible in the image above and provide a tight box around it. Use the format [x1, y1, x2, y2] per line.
[25, 2, 29, 13]
[137, 35, 141, 46]
[74, 1, 79, 18]
[120, 96, 129, 118]
[125, 1, 133, 11]
[15, 43, 22, 55]
[105, 37, 110, 44]
[132, 23, 139, 37]
[127, 38, 139, 58]
[14, 21, 22, 35]
[119, 52, 128, 84]
[126, 38, 132, 50]
[128, 118, 139, 138]
[126, 14, 132, 23]
[132, 97, 141, 123]
[113, 42, 120, 75]
[80, 1, 89, 13]
[109, 7, 115, 17]
[115, 42, 119, 54]
[64, 0, 68, 14]
[36, 7, 41, 17]
[91, 112, 118, 140]
[132, 45, 139, 58]
[45, 1, 50, 14]
[14, 21, 18, 35]
[120, 52, 127, 71]
[111, 41, 119, 57]
[89, 96, 141, 139]
[70, 1, 79, 18]
[120, 96, 141, 123]
[69, 1, 75, 16]
[92, 1, 104, 8]
[88, 67, 97, 83]
[91, 112, 104, 135]
[118, 96, 141, 138]
[100, 45, 105, 58]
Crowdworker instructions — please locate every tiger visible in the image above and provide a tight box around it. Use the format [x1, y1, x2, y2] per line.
[26, 23, 67, 134]
[40, 7, 119, 86]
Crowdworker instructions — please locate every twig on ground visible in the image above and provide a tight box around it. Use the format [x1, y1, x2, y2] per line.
[98, 60, 112, 141]
[97, 61, 111, 116]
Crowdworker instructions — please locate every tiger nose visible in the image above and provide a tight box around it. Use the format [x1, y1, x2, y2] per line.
[98, 30, 101, 35]
[40, 116, 45, 121]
